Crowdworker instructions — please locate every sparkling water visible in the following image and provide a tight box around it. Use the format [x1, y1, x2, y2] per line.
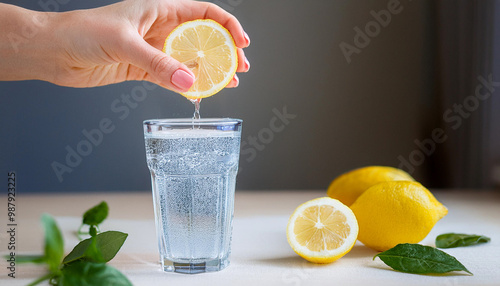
[145, 128, 241, 273]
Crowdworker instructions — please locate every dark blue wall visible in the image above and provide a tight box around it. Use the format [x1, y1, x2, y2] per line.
[1, 0, 435, 192]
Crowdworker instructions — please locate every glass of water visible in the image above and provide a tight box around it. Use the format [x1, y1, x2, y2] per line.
[143, 118, 242, 274]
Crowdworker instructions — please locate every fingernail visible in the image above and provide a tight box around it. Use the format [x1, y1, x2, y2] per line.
[171, 69, 195, 91]
[233, 74, 239, 87]
[244, 57, 250, 71]
[244, 31, 250, 46]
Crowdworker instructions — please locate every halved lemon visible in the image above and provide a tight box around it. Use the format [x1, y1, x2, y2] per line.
[287, 197, 359, 263]
[163, 19, 238, 99]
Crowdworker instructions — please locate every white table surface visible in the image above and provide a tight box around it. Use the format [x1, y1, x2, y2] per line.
[1, 190, 499, 286]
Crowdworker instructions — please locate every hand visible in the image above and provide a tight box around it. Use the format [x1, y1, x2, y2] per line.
[2, 0, 250, 92]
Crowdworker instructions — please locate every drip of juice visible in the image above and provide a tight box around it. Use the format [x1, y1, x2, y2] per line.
[190, 98, 201, 120]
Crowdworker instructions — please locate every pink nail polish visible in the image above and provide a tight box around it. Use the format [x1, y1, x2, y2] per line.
[244, 58, 250, 71]
[171, 69, 194, 91]
[244, 31, 250, 46]
[233, 74, 239, 87]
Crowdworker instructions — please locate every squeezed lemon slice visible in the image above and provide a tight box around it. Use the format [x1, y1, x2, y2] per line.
[287, 197, 359, 263]
[163, 19, 238, 99]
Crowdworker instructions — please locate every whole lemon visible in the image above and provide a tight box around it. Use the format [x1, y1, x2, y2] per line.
[350, 181, 448, 252]
[327, 166, 414, 206]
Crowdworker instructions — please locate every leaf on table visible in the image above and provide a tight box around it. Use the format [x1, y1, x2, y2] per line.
[41, 214, 64, 273]
[58, 261, 132, 286]
[373, 243, 472, 275]
[63, 231, 128, 264]
[83, 201, 109, 226]
[436, 233, 491, 249]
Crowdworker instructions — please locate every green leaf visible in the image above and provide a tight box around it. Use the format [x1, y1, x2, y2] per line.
[374, 243, 472, 275]
[12, 255, 46, 264]
[84, 236, 105, 263]
[63, 238, 91, 264]
[436, 233, 491, 248]
[63, 231, 128, 264]
[94, 231, 128, 262]
[58, 261, 132, 286]
[83, 201, 109, 226]
[41, 214, 64, 273]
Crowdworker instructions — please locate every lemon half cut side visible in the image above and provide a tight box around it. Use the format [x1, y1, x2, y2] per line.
[287, 197, 359, 263]
[163, 19, 238, 99]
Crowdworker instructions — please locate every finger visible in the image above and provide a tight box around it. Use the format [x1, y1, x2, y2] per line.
[125, 37, 194, 92]
[122, 63, 187, 91]
[189, 2, 249, 48]
[225, 74, 239, 88]
[237, 48, 249, 73]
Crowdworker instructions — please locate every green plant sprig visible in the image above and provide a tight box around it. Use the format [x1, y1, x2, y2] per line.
[14, 201, 131, 286]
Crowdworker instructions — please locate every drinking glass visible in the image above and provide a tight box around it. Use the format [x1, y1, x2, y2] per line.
[144, 118, 242, 274]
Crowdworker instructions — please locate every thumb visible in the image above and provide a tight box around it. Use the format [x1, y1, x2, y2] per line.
[127, 39, 195, 92]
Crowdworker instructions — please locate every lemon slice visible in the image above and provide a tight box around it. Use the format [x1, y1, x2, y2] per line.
[163, 19, 238, 99]
[287, 197, 359, 263]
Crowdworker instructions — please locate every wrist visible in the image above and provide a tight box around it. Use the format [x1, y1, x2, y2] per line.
[0, 4, 65, 83]
[22, 10, 65, 83]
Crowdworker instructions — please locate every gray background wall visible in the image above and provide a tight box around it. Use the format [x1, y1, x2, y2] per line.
[1, 0, 435, 193]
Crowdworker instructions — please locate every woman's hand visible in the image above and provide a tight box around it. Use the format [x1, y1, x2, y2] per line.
[0, 0, 250, 93]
